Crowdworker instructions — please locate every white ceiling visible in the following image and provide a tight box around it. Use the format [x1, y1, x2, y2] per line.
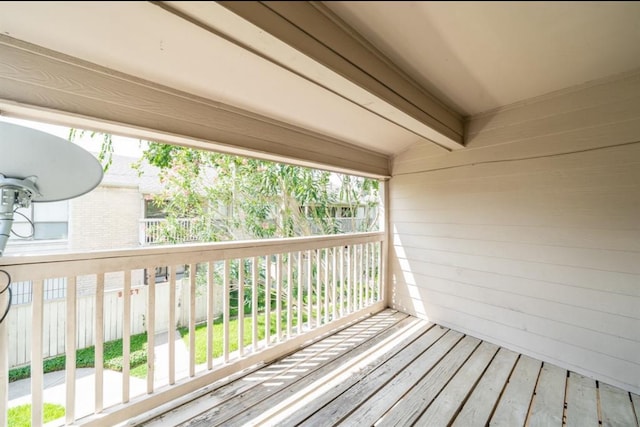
[1, 1, 639, 157]
[326, 1, 640, 116]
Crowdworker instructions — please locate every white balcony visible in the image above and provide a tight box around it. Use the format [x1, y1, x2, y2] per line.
[0, 232, 385, 425]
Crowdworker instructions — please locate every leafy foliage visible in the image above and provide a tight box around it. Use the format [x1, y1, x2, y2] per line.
[136, 142, 379, 242]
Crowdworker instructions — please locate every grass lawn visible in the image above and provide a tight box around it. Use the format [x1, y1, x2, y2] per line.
[9, 311, 309, 383]
[179, 312, 303, 364]
[8, 403, 65, 427]
[8, 332, 149, 382]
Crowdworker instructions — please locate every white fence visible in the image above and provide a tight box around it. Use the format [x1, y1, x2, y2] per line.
[0, 232, 385, 426]
[7, 280, 221, 367]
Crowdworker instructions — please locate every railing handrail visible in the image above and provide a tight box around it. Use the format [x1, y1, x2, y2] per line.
[139, 217, 197, 223]
[0, 232, 384, 282]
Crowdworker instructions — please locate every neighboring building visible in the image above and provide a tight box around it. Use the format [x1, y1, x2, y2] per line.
[7, 153, 162, 255]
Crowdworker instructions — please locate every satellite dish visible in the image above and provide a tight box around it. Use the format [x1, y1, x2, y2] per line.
[0, 121, 103, 255]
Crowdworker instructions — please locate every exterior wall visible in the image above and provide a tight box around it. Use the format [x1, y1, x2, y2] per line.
[69, 185, 142, 252]
[389, 72, 640, 394]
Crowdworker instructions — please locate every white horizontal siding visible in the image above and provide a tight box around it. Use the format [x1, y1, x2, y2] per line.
[390, 71, 640, 394]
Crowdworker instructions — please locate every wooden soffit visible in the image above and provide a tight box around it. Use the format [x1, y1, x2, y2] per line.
[0, 35, 390, 178]
[199, 1, 465, 151]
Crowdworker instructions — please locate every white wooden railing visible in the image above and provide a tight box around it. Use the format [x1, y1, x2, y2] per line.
[139, 218, 200, 245]
[0, 232, 385, 426]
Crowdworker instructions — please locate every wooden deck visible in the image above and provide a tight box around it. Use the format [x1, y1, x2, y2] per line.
[138, 310, 640, 427]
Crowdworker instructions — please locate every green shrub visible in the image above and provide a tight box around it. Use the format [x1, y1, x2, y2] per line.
[8, 332, 149, 382]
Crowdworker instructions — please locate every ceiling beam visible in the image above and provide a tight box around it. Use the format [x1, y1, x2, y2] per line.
[216, 1, 465, 151]
[0, 35, 390, 178]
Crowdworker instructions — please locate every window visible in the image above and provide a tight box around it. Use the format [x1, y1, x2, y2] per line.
[10, 278, 67, 305]
[144, 198, 168, 219]
[11, 200, 69, 241]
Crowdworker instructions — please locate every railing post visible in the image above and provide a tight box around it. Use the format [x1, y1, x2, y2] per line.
[238, 258, 245, 356]
[65, 276, 77, 423]
[206, 261, 215, 370]
[168, 267, 177, 385]
[296, 252, 302, 335]
[252, 257, 258, 350]
[381, 179, 390, 306]
[146, 266, 156, 394]
[31, 279, 44, 427]
[223, 260, 230, 362]
[122, 272, 131, 403]
[95, 273, 105, 412]
[276, 254, 282, 343]
[265, 255, 271, 346]
[188, 263, 196, 376]
[0, 279, 8, 427]
[286, 253, 293, 338]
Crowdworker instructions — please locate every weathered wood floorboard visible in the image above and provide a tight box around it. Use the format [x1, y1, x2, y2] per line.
[138, 311, 636, 427]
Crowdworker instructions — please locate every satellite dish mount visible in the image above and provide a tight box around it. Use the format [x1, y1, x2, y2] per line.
[0, 122, 103, 255]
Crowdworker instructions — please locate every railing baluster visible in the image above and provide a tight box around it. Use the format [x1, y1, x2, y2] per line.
[332, 247, 337, 320]
[65, 275, 77, 423]
[324, 249, 329, 324]
[265, 255, 271, 346]
[95, 273, 104, 412]
[252, 257, 258, 351]
[340, 246, 345, 317]
[0, 278, 7, 427]
[122, 272, 131, 403]
[286, 252, 293, 338]
[276, 254, 282, 343]
[355, 245, 361, 310]
[297, 252, 303, 335]
[223, 259, 230, 362]
[377, 241, 383, 302]
[188, 263, 196, 377]
[168, 267, 176, 385]
[207, 261, 214, 370]
[346, 246, 352, 313]
[358, 244, 364, 310]
[31, 278, 44, 427]
[306, 250, 312, 329]
[316, 249, 321, 325]
[365, 243, 370, 305]
[146, 266, 156, 394]
[238, 258, 245, 357]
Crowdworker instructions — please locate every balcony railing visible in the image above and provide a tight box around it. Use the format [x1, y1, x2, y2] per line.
[139, 218, 200, 245]
[139, 217, 376, 246]
[0, 232, 385, 426]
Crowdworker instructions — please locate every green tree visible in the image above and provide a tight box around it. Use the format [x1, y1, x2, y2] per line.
[136, 142, 379, 242]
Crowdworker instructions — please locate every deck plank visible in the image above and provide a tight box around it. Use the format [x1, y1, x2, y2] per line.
[222, 317, 437, 426]
[336, 330, 465, 426]
[452, 348, 519, 426]
[528, 363, 567, 427]
[565, 372, 599, 427]
[599, 382, 637, 427]
[299, 325, 451, 426]
[415, 341, 499, 426]
[276, 321, 444, 426]
[145, 310, 407, 426]
[489, 355, 542, 427]
[183, 312, 411, 427]
[138, 314, 626, 427]
[379, 336, 483, 426]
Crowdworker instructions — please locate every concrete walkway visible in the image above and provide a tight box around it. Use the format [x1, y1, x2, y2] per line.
[8, 330, 190, 421]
